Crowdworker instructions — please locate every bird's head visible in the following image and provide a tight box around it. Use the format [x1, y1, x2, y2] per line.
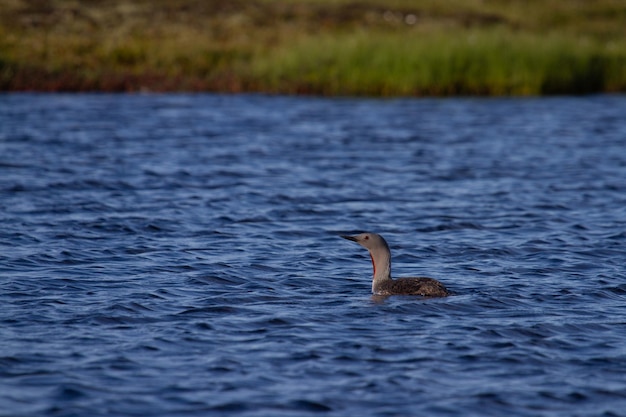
[341, 232, 389, 252]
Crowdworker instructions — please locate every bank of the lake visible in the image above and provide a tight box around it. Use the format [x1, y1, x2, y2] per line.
[1, 0, 625, 95]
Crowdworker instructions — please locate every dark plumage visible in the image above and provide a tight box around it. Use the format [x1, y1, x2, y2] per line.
[375, 277, 449, 297]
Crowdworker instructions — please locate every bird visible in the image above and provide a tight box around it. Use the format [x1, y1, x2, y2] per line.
[341, 232, 450, 297]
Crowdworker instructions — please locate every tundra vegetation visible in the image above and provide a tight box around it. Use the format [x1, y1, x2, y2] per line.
[1, 0, 624, 95]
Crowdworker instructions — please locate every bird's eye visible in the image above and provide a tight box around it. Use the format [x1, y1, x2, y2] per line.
[364, 235, 369, 240]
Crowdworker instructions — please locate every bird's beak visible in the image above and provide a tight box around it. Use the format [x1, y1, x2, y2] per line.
[341, 235, 358, 242]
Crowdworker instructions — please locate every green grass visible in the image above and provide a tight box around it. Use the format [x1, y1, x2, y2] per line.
[250, 29, 625, 95]
[1, 0, 625, 95]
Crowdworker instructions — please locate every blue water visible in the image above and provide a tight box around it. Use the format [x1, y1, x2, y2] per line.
[1, 93, 626, 417]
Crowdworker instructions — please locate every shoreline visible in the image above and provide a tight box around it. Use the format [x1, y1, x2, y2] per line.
[1, 0, 624, 96]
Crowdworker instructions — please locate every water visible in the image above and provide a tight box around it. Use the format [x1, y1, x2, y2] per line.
[1, 93, 626, 417]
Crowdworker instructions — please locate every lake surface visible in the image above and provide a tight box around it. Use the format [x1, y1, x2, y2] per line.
[1, 93, 626, 417]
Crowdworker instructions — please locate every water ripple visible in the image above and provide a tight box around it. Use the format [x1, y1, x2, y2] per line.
[1, 94, 626, 416]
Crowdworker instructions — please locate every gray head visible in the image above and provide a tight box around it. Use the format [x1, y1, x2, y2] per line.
[341, 232, 390, 253]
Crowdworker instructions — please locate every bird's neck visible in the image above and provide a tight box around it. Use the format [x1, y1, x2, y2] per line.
[369, 248, 392, 293]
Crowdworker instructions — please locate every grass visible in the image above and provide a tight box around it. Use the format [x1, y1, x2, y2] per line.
[249, 29, 624, 95]
[1, 0, 625, 95]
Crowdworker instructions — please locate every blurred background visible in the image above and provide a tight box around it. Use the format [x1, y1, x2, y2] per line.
[1, 0, 625, 95]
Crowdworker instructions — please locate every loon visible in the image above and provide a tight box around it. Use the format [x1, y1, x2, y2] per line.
[341, 232, 450, 297]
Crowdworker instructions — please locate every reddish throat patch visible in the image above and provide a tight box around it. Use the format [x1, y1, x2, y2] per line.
[370, 253, 376, 276]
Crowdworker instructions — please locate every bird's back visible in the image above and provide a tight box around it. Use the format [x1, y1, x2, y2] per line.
[376, 277, 449, 297]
